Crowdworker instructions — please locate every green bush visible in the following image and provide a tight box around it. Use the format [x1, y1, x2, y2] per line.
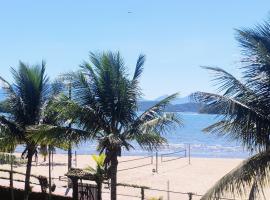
[0, 185, 72, 200]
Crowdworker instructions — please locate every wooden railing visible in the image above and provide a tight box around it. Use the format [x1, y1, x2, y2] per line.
[0, 169, 49, 193]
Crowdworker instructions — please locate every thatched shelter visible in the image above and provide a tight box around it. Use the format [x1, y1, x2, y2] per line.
[66, 168, 97, 200]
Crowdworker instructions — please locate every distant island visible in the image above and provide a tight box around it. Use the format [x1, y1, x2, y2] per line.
[138, 95, 206, 113]
[0, 90, 208, 113]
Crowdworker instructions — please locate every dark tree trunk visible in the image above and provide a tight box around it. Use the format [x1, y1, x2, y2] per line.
[68, 145, 72, 170]
[67, 144, 72, 188]
[110, 154, 118, 200]
[24, 148, 34, 200]
[68, 83, 72, 171]
[97, 182, 102, 200]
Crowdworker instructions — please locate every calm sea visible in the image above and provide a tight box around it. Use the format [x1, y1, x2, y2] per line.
[16, 112, 250, 158]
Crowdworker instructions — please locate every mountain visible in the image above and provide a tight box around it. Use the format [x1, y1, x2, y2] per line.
[138, 94, 203, 113]
[0, 90, 204, 113]
[138, 100, 203, 113]
[154, 95, 190, 105]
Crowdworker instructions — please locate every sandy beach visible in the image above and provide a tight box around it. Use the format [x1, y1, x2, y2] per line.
[0, 153, 245, 200]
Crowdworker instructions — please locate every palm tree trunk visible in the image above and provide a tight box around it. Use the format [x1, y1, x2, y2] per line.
[68, 144, 72, 170]
[67, 82, 72, 171]
[110, 154, 118, 200]
[48, 148, 52, 200]
[24, 148, 34, 200]
[10, 152, 14, 200]
[97, 182, 102, 200]
[67, 143, 72, 188]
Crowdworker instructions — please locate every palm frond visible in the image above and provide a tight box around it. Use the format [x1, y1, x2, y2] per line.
[201, 66, 254, 97]
[133, 54, 145, 80]
[192, 91, 270, 151]
[26, 124, 90, 149]
[135, 132, 167, 151]
[201, 151, 270, 200]
[140, 93, 179, 119]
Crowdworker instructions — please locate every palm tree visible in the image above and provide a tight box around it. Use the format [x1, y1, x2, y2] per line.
[85, 154, 107, 200]
[0, 61, 60, 200]
[57, 51, 181, 200]
[192, 20, 270, 199]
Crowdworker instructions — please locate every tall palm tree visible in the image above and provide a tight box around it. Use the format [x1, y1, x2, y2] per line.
[192, 20, 270, 199]
[0, 61, 59, 200]
[56, 51, 181, 200]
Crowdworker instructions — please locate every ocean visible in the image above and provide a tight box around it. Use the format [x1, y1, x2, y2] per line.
[14, 112, 250, 158]
[42, 112, 249, 158]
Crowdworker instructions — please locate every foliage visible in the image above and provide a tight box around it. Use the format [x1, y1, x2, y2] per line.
[0, 185, 72, 200]
[63, 51, 181, 155]
[52, 51, 181, 200]
[0, 153, 25, 165]
[192, 19, 270, 199]
[148, 197, 163, 200]
[85, 154, 107, 183]
[0, 61, 71, 199]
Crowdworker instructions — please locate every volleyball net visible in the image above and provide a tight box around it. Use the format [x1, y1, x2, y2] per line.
[118, 155, 153, 171]
[160, 147, 187, 163]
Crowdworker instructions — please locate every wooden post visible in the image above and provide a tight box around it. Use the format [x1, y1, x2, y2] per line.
[167, 180, 170, 200]
[188, 192, 193, 200]
[72, 178, 79, 200]
[155, 152, 158, 173]
[141, 188, 144, 200]
[75, 151, 77, 167]
[188, 144, 191, 165]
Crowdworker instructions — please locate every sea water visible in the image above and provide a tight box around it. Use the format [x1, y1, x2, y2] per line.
[58, 112, 250, 158]
[15, 112, 250, 158]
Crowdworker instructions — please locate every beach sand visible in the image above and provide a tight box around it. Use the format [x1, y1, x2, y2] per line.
[0, 153, 244, 200]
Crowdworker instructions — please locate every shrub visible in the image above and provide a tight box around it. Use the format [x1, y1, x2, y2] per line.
[0, 185, 72, 200]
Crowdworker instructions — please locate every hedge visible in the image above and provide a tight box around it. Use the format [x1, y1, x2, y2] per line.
[0, 185, 72, 200]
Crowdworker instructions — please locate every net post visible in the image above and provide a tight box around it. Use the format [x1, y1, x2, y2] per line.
[141, 187, 145, 200]
[188, 144, 191, 165]
[188, 192, 193, 200]
[75, 151, 77, 167]
[167, 180, 170, 200]
[156, 152, 158, 173]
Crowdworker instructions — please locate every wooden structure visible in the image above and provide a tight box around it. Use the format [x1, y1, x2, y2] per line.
[66, 168, 98, 200]
[0, 169, 49, 193]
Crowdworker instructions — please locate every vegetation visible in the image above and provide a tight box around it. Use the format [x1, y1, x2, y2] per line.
[51, 51, 181, 200]
[85, 154, 107, 200]
[0, 62, 65, 200]
[0, 153, 25, 165]
[0, 185, 72, 200]
[193, 19, 270, 199]
[148, 197, 163, 200]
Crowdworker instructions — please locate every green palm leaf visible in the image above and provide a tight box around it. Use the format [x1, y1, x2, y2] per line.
[193, 19, 270, 199]
[201, 151, 270, 200]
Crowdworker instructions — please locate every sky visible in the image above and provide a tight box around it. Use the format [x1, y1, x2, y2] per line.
[0, 1, 270, 99]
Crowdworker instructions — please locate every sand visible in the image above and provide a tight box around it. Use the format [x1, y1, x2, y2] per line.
[0, 153, 244, 200]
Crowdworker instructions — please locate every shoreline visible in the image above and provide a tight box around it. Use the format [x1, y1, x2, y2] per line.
[0, 153, 245, 199]
[13, 150, 250, 159]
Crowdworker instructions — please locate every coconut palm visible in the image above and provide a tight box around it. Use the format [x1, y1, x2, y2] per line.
[55, 51, 181, 200]
[85, 154, 107, 200]
[0, 61, 64, 200]
[192, 20, 270, 199]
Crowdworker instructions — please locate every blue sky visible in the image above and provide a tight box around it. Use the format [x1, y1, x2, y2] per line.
[0, 1, 270, 99]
